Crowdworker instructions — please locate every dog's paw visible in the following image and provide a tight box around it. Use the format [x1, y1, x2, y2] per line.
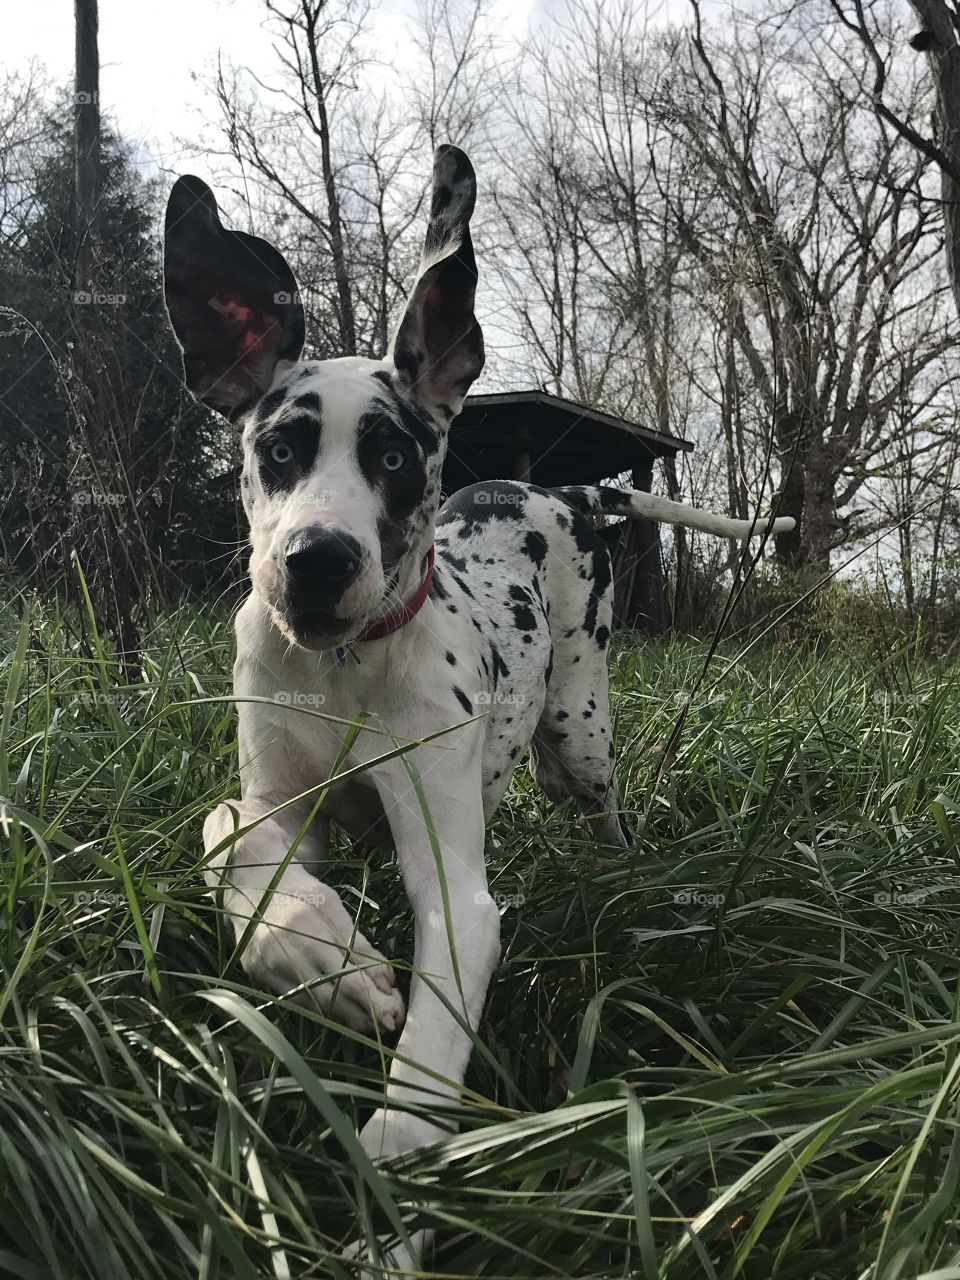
[359, 1107, 449, 1163]
[236, 878, 406, 1035]
[344, 1113, 446, 1272]
[342, 1227, 430, 1278]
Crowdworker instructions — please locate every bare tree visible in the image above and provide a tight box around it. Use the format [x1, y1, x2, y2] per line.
[827, 0, 960, 319]
[0, 66, 55, 244]
[204, 0, 496, 361]
[647, 0, 960, 567]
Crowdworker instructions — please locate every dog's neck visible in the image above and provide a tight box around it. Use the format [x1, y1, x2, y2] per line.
[361, 517, 437, 643]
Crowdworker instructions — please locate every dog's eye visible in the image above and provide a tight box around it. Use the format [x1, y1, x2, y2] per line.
[381, 448, 406, 472]
[270, 441, 294, 466]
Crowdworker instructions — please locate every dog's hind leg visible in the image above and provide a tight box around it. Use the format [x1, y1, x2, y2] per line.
[530, 648, 632, 849]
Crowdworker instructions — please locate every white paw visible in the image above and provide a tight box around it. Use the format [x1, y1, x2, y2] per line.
[359, 1107, 449, 1162]
[344, 1113, 445, 1274]
[342, 1227, 431, 1278]
[236, 879, 406, 1035]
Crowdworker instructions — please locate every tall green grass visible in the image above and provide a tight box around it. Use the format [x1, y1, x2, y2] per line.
[1, 601, 959, 1278]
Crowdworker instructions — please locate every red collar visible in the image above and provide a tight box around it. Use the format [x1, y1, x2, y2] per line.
[354, 546, 436, 643]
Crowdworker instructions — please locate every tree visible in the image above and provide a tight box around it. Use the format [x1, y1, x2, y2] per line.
[203, 0, 495, 363]
[0, 124, 235, 606]
[647, 0, 960, 567]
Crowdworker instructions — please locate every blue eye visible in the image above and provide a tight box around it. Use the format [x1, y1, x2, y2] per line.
[270, 441, 294, 465]
[382, 449, 405, 471]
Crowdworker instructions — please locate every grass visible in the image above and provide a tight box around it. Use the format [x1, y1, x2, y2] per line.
[1, 599, 960, 1278]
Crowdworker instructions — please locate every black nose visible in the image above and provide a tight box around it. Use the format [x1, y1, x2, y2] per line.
[284, 528, 363, 589]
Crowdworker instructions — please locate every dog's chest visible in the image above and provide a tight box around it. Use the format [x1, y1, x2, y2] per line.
[232, 483, 605, 823]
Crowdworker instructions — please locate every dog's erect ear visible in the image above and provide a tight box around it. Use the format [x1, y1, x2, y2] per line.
[163, 176, 305, 418]
[389, 145, 484, 422]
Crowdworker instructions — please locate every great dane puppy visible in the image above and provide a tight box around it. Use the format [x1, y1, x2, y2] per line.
[164, 145, 792, 1269]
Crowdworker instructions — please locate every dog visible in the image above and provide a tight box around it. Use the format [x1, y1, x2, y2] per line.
[163, 144, 793, 1270]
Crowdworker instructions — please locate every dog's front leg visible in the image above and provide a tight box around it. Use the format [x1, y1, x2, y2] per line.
[359, 762, 499, 1162]
[202, 799, 405, 1034]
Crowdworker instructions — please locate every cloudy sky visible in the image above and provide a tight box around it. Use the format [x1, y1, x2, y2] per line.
[3, 0, 547, 176]
[4, 0, 697, 178]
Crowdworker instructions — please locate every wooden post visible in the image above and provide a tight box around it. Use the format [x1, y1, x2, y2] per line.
[514, 415, 533, 482]
[612, 457, 667, 633]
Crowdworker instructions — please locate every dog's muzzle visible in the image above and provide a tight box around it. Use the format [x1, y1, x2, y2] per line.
[280, 526, 364, 641]
[284, 527, 362, 596]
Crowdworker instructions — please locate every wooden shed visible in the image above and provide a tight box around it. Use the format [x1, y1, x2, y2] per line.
[444, 390, 694, 633]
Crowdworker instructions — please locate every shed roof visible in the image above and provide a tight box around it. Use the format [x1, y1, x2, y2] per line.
[444, 389, 693, 492]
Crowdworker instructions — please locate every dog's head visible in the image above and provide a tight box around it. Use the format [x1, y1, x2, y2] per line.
[163, 146, 483, 650]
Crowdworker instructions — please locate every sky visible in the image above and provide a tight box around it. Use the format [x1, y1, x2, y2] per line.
[2, 0, 544, 178]
[3, 0, 698, 177]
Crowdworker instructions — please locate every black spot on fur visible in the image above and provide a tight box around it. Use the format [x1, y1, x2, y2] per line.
[356, 411, 428, 549]
[370, 370, 442, 455]
[508, 584, 538, 631]
[254, 387, 289, 424]
[446, 651, 457, 665]
[452, 686, 473, 714]
[565, 513, 612, 637]
[489, 643, 510, 690]
[522, 530, 547, 566]
[437, 481, 529, 536]
[255, 415, 321, 494]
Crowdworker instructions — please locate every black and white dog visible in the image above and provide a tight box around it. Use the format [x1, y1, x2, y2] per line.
[164, 145, 791, 1267]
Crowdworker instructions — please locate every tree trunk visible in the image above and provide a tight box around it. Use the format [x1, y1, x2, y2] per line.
[910, 0, 960, 321]
[73, 0, 99, 287]
[303, 1, 357, 354]
[774, 409, 806, 568]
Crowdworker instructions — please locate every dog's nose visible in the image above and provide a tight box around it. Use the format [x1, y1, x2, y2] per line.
[284, 528, 363, 587]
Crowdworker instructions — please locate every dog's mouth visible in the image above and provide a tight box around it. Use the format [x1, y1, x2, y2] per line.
[277, 607, 359, 651]
[270, 568, 400, 653]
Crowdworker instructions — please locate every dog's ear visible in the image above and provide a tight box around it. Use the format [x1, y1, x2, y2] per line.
[389, 145, 484, 422]
[163, 176, 305, 418]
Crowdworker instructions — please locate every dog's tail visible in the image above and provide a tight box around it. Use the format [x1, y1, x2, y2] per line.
[553, 485, 795, 540]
